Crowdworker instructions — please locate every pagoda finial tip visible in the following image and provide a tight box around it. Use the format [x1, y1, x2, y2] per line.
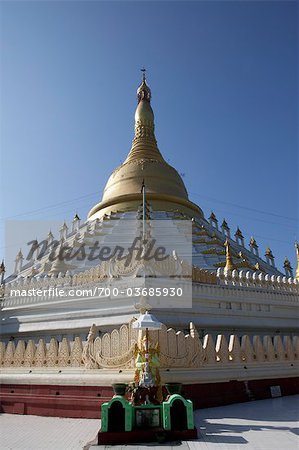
[137, 69, 151, 103]
[141, 67, 146, 82]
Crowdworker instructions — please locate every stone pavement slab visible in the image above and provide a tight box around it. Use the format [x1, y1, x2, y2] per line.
[0, 414, 100, 450]
[193, 394, 299, 450]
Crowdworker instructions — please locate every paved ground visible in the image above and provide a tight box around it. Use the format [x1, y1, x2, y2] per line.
[0, 395, 298, 450]
[192, 394, 299, 450]
[0, 414, 100, 450]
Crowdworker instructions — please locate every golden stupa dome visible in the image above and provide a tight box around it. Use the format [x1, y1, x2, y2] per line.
[88, 75, 203, 219]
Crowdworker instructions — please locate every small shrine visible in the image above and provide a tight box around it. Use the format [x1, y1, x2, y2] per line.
[98, 308, 197, 444]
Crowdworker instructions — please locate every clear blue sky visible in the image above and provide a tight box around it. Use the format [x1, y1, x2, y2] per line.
[1, 1, 298, 273]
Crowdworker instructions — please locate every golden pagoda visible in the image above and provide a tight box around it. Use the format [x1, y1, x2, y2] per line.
[0, 74, 298, 421]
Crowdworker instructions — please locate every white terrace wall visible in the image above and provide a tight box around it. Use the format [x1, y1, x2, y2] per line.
[0, 322, 298, 374]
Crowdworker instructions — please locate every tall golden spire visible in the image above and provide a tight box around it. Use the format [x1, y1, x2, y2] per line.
[124, 71, 164, 163]
[295, 242, 299, 280]
[88, 74, 203, 220]
[224, 239, 234, 272]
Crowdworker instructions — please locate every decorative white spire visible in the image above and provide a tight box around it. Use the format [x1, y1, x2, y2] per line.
[265, 247, 275, 267]
[14, 249, 24, 274]
[60, 222, 68, 240]
[249, 236, 259, 257]
[234, 227, 244, 246]
[72, 213, 81, 232]
[283, 257, 293, 278]
[47, 230, 54, 244]
[0, 259, 5, 284]
[221, 219, 230, 238]
[209, 211, 218, 229]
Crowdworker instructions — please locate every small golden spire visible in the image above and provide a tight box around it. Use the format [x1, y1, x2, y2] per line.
[250, 236, 258, 248]
[283, 257, 293, 277]
[224, 239, 234, 272]
[295, 242, 299, 280]
[235, 227, 244, 238]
